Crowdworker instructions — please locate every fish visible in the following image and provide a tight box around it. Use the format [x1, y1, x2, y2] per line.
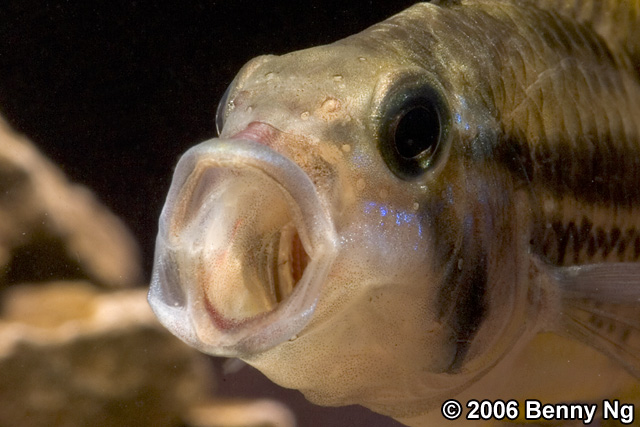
[148, 0, 640, 425]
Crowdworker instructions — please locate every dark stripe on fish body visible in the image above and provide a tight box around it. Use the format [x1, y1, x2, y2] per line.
[493, 122, 640, 265]
[434, 214, 488, 373]
[437, 251, 488, 372]
[452, 256, 487, 372]
[538, 217, 640, 265]
[421, 198, 457, 272]
[551, 217, 592, 265]
[411, 0, 640, 369]
[419, 180, 490, 372]
[451, 3, 640, 207]
[494, 119, 640, 208]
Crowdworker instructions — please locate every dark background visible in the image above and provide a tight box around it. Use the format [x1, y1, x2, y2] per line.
[1, 1, 422, 425]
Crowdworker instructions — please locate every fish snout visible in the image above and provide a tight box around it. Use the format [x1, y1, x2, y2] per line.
[148, 138, 337, 356]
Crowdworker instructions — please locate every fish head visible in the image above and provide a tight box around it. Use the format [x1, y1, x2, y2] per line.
[149, 6, 531, 417]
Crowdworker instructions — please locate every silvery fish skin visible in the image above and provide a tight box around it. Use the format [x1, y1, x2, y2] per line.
[149, 0, 640, 424]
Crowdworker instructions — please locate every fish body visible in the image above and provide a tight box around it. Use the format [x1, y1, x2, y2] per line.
[149, 1, 640, 425]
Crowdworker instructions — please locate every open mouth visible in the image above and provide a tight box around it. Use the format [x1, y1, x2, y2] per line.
[278, 226, 310, 300]
[266, 223, 310, 305]
[182, 163, 313, 327]
[148, 138, 336, 356]
[197, 217, 312, 333]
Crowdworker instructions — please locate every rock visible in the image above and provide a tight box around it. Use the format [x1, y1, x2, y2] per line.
[0, 281, 214, 427]
[0, 116, 141, 287]
[185, 399, 296, 427]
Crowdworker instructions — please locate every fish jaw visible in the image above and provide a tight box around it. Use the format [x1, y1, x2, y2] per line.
[148, 138, 338, 357]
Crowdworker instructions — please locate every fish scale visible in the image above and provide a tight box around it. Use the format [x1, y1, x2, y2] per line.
[475, 3, 640, 395]
[536, 0, 640, 74]
[470, 2, 640, 268]
[414, 0, 640, 380]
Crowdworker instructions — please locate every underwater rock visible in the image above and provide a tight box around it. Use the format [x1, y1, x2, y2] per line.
[0, 116, 141, 287]
[185, 399, 296, 427]
[0, 281, 214, 427]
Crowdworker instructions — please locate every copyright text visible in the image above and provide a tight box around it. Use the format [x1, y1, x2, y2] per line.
[440, 399, 635, 424]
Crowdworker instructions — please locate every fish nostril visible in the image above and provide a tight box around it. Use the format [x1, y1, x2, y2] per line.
[230, 121, 280, 148]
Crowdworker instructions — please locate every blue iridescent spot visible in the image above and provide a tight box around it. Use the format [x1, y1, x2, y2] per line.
[362, 201, 423, 239]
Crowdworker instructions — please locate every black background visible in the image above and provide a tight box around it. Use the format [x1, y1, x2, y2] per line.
[1, 1, 419, 425]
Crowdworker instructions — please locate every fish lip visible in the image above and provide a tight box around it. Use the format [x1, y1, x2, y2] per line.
[148, 138, 338, 356]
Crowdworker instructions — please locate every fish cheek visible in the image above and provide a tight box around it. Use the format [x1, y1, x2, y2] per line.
[236, 200, 447, 410]
[241, 277, 450, 413]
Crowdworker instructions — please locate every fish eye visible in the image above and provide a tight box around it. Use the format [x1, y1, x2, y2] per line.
[392, 101, 440, 159]
[215, 82, 234, 136]
[376, 73, 450, 180]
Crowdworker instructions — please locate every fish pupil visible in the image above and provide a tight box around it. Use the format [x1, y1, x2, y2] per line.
[393, 104, 440, 159]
